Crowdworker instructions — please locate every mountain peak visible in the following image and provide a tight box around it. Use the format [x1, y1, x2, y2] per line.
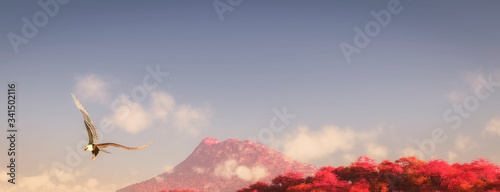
[201, 137, 220, 145]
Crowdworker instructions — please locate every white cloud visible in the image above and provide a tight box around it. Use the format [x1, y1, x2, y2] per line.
[22, 172, 53, 191]
[51, 167, 86, 183]
[366, 142, 388, 160]
[448, 151, 457, 162]
[74, 74, 109, 102]
[278, 125, 383, 163]
[343, 154, 356, 163]
[213, 159, 268, 182]
[214, 159, 238, 179]
[174, 105, 210, 136]
[235, 166, 252, 181]
[485, 117, 500, 137]
[192, 166, 205, 174]
[455, 134, 475, 152]
[235, 166, 267, 182]
[250, 166, 268, 181]
[86, 178, 98, 188]
[401, 147, 424, 159]
[73, 75, 211, 135]
[151, 92, 175, 120]
[280, 126, 355, 162]
[108, 91, 211, 136]
[0, 167, 117, 192]
[111, 95, 152, 134]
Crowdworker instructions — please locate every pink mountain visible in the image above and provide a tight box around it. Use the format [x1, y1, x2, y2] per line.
[117, 137, 318, 192]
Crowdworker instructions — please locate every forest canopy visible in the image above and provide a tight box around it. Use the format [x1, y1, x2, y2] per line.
[238, 156, 500, 192]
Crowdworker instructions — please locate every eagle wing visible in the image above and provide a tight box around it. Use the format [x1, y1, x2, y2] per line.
[96, 142, 154, 151]
[71, 93, 99, 144]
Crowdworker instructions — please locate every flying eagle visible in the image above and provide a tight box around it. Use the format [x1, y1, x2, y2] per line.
[71, 93, 153, 160]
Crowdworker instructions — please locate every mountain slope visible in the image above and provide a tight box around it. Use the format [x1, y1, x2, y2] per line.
[117, 137, 317, 192]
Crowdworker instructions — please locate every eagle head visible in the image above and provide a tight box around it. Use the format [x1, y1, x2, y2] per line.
[85, 144, 93, 151]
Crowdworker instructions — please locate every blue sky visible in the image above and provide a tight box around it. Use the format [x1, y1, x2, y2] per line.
[1, 0, 500, 191]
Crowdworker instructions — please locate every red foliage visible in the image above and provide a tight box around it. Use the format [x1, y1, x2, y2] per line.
[272, 172, 307, 191]
[237, 181, 270, 192]
[238, 156, 500, 192]
[162, 189, 201, 192]
[312, 166, 349, 191]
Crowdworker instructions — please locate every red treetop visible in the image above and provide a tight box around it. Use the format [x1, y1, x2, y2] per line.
[238, 156, 500, 192]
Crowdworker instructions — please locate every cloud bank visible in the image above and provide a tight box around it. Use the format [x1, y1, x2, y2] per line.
[214, 159, 268, 182]
[108, 91, 211, 135]
[485, 117, 500, 137]
[0, 167, 117, 192]
[275, 125, 387, 164]
[74, 73, 211, 136]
